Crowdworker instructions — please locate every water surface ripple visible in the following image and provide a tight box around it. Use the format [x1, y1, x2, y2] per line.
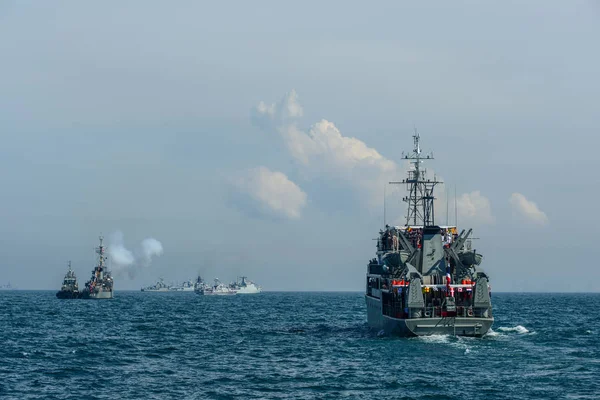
[0, 292, 598, 399]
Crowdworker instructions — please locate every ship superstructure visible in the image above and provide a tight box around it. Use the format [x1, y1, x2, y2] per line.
[365, 132, 493, 337]
[82, 236, 114, 299]
[56, 261, 81, 299]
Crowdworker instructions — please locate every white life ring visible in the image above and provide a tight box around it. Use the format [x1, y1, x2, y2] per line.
[424, 310, 432, 318]
[467, 308, 474, 317]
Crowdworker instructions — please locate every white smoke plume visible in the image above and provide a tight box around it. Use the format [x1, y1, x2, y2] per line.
[108, 231, 164, 278]
[139, 238, 164, 267]
[107, 231, 135, 267]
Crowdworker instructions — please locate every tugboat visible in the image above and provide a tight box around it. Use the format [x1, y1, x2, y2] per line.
[365, 132, 493, 337]
[231, 276, 262, 294]
[81, 236, 114, 299]
[56, 261, 81, 299]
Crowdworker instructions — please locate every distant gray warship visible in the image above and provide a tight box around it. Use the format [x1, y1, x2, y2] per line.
[195, 278, 236, 296]
[365, 133, 493, 337]
[141, 278, 170, 292]
[230, 276, 262, 294]
[56, 261, 81, 299]
[81, 236, 114, 300]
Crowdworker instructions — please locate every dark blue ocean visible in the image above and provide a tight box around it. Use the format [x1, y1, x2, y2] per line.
[1, 292, 598, 399]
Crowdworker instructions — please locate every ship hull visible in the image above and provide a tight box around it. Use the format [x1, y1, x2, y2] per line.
[366, 295, 493, 337]
[81, 290, 113, 299]
[195, 290, 236, 296]
[236, 287, 262, 294]
[200, 292, 236, 296]
[56, 291, 81, 299]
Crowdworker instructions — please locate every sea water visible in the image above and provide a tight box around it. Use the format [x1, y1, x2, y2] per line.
[0, 292, 598, 399]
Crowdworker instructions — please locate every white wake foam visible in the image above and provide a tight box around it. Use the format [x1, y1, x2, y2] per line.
[497, 325, 530, 334]
[484, 328, 499, 337]
[417, 334, 451, 344]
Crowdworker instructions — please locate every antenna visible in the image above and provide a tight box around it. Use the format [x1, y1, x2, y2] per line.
[390, 130, 442, 227]
[446, 188, 449, 226]
[454, 185, 458, 227]
[383, 183, 387, 227]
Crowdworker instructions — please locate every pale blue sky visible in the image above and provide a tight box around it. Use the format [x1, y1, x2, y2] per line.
[1, 1, 599, 291]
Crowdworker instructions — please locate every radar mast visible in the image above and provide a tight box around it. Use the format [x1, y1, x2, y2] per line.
[390, 131, 442, 227]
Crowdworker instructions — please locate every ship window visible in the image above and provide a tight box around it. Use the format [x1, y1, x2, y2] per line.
[367, 277, 380, 289]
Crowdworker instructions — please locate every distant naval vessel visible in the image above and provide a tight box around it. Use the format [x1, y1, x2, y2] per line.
[195, 278, 236, 295]
[141, 278, 170, 292]
[365, 132, 493, 337]
[141, 279, 196, 292]
[194, 276, 262, 295]
[56, 261, 81, 299]
[170, 280, 195, 292]
[231, 276, 262, 294]
[81, 236, 114, 299]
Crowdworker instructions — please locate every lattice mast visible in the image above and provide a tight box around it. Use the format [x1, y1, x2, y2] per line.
[391, 131, 442, 227]
[95, 235, 107, 280]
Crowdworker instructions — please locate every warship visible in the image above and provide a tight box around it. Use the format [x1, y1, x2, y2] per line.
[193, 275, 209, 294]
[231, 276, 262, 294]
[195, 278, 236, 296]
[0, 282, 16, 290]
[141, 278, 170, 292]
[81, 236, 114, 299]
[56, 261, 81, 299]
[365, 132, 493, 337]
[170, 280, 195, 292]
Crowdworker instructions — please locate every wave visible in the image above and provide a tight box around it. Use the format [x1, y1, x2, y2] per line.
[416, 334, 451, 344]
[484, 328, 499, 337]
[497, 325, 530, 334]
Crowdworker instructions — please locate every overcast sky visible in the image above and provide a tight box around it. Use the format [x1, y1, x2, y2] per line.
[1, 1, 599, 291]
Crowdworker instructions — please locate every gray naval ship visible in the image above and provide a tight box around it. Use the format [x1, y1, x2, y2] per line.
[56, 261, 81, 299]
[365, 133, 493, 337]
[81, 236, 114, 299]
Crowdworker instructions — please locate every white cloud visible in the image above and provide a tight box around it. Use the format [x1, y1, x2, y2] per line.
[253, 90, 402, 208]
[139, 238, 164, 267]
[233, 166, 307, 220]
[260, 89, 303, 119]
[509, 193, 548, 225]
[252, 91, 495, 225]
[456, 191, 495, 225]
